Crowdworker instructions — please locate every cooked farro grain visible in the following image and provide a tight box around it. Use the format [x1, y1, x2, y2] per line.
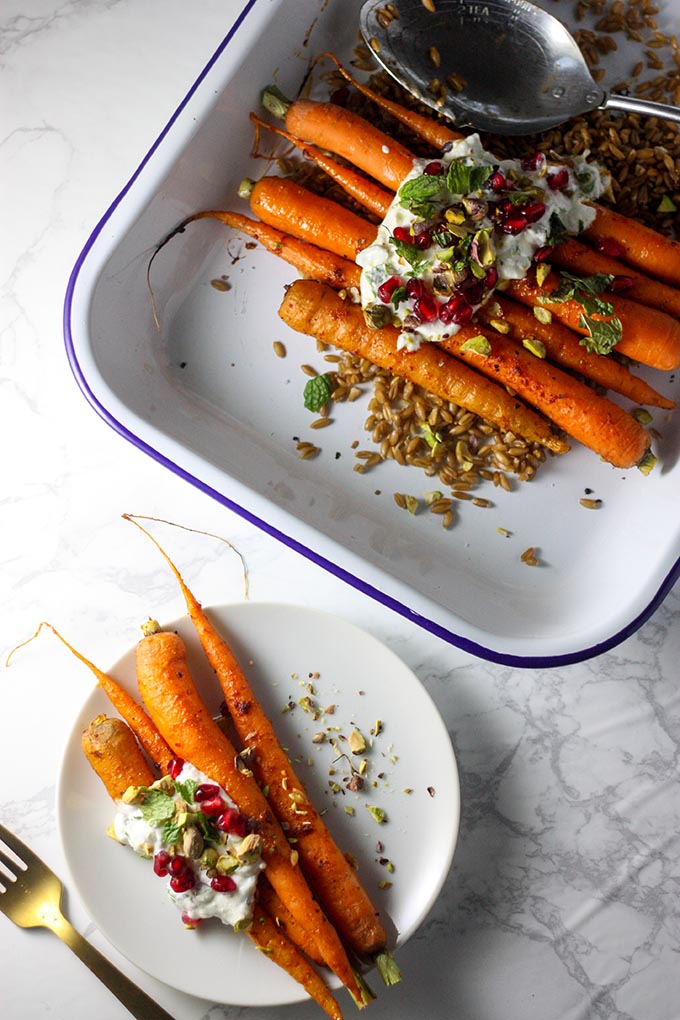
[273, 340, 286, 358]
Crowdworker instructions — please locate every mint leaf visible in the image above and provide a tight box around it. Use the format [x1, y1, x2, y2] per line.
[447, 161, 492, 195]
[162, 820, 182, 845]
[398, 174, 447, 217]
[174, 778, 199, 805]
[392, 237, 429, 271]
[546, 212, 569, 246]
[139, 789, 176, 827]
[303, 374, 334, 412]
[578, 314, 623, 355]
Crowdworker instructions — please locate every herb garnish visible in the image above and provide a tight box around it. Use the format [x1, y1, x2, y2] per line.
[303, 373, 334, 412]
[541, 271, 623, 355]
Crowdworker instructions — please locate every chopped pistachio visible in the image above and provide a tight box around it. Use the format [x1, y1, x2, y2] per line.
[533, 306, 552, 324]
[348, 729, 367, 754]
[182, 825, 204, 859]
[233, 917, 253, 933]
[216, 853, 240, 875]
[366, 805, 387, 824]
[235, 833, 263, 859]
[522, 337, 547, 359]
[638, 450, 657, 476]
[657, 195, 677, 213]
[424, 489, 443, 505]
[489, 317, 510, 334]
[633, 407, 653, 426]
[460, 334, 491, 356]
[535, 261, 552, 287]
[344, 805, 356, 816]
[121, 785, 142, 805]
[378, 880, 393, 889]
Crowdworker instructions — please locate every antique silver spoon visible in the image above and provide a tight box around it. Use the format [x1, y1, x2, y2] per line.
[360, 0, 680, 135]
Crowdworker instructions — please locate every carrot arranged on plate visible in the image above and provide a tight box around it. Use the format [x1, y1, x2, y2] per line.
[134, 619, 369, 1008]
[123, 514, 400, 984]
[82, 713, 345, 1020]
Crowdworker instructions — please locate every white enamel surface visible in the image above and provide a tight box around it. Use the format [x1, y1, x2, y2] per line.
[4, 0, 680, 1018]
[64, 0, 680, 664]
[57, 603, 459, 1005]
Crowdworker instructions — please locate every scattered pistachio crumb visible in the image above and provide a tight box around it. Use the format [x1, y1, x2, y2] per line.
[366, 805, 387, 824]
[378, 880, 393, 889]
[344, 806, 356, 816]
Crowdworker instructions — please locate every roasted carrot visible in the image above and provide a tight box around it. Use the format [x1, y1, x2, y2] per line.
[83, 713, 344, 1020]
[316, 53, 462, 150]
[505, 269, 680, 371]
[18, 621, 174, 771]
[262, 86, 416, 191]
[121, 515, 398, 983]
[478, 296, 675, 410]
[245, 176, 378, 261]
[584, 204, 680, 288]
[249, 904, 345, 1020]
[551, 237, 680, 320]
[250, 113, 393, 220]
[257, 877, 327, 967]
[82, 715, 156, 798]
[134, 621, 367, 1007]
[278, 278, 568, 452]
[438, 324, 651, 468]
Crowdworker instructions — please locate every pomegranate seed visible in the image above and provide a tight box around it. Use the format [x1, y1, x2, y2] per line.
[377, 275, 402, 302]
[498, 198, 515, 215]
[181, 913, 203, 929]
[199, 794, 226, 817]
[153, 851, 171, 877]
[487, 170, 507, 192]
[533, 245, 554, 263]
[194, 783, 220, 802]
[608, 275, 635, 293]
[392, 226, 413, 243]
[523, 200, 546, 224]
[414, 229, 432, 250]
[167, 758, 184, 779]
[423, 161, 444, 175]
[168, 855, 187, 876]
[595, 237, 623, 258]
[485, 266, 499, 288]
[521, 151, 546, 172]
[216, 808, 249, 837]
[459, 278, 485, 305]
[501, 211, 528, 235]
[406, 278, 426, 300]
[211, 875, 237, 893]
[440, 295, 473, 325]
[547, 167, 569, 192]
[170, 871, 196, 893]
[414, 294, 439, 322]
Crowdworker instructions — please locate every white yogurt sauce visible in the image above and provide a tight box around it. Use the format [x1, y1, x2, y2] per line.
[113, 762, 264, 929]
[356, 133, 609, 350]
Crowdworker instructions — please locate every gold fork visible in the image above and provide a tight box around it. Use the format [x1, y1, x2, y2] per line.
[0, 822, 177, 1019]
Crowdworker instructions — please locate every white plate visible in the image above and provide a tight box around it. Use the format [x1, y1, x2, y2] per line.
[56, 602, 460, 1007]
[63, 0, 680, 665]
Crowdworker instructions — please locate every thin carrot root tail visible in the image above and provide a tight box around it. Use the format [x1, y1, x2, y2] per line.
[374, 950, 402, 987]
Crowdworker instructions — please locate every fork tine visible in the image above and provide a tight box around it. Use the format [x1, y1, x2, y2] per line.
[0, 823, 38, 870]
[0, 846, 22, 879]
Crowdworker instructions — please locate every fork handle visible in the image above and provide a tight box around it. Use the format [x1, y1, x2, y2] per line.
[47, 912, 177, 1019]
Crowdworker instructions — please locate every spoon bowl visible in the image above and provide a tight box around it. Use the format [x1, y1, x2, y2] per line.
[360, 0, 680, 135]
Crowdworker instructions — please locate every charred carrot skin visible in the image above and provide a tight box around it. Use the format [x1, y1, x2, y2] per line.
[279, 278, 568, 453]
[438, 325, 650, 469]
[135, 627, 366, 1007]
[479, 296, 675, 410]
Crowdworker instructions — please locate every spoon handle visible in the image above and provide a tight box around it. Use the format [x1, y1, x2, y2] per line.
[604, 92, 680, 125]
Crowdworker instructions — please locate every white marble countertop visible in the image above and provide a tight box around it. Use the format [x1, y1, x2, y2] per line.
[2, 2, 680, 1018]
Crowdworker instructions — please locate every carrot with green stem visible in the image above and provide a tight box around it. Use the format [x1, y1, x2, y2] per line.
[277, 278, 569, 453]
[249, 112, 393, 219]
[82, 715, 345, 1020]
[262, 86, 416, 191]
[478, 295, 675, 410]
[122, 514, 400, 985]
[134, 619, 369, 1008]
[264, 80, 680, 288]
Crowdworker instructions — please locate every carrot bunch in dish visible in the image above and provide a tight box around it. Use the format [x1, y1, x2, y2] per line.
[162, 54, 680, 472]
[41, 517, 401, 1020]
